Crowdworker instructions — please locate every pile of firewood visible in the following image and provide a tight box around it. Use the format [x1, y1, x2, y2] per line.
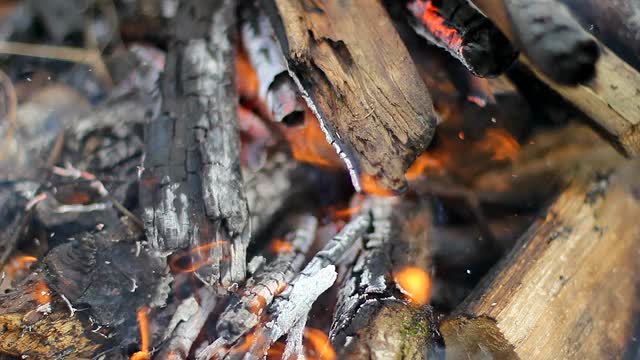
[0, 0, 639, 359]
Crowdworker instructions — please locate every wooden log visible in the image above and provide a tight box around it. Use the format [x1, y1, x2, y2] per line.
[404, 0, 518, 77]
[330, 196, 442, 359]
[440, 160, 640, 359]
[263, 0, 438, 193]
[140, 0, 250, 286]
[471, 0, 640, 156]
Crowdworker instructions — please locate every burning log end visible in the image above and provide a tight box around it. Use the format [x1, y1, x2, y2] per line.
[502, 0, 600, 85]
[405, 0, 519, 77]
[265, 0, 438, 193]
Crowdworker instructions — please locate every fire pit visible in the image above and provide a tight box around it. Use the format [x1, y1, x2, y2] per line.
[0, 0, 639, 359]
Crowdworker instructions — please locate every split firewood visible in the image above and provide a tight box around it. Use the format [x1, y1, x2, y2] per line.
[140, 0, 251, 286]
[471, 0, 640, 156]
[263, 0, 438, 193]
[331, 196, 442, 359]
[240, 2, 305, 125]
[404, 0, 518, 77]
[440, 159, 640, 359]
[240, 211, 372, 359]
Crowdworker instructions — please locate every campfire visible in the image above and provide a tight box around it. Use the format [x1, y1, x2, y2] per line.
[0, 0, 639, 359]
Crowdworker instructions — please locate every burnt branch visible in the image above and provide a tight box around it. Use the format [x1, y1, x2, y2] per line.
[140, 0, 250, 286]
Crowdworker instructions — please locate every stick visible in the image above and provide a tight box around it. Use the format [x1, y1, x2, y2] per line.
[471, 0, 640, 156]
[242, 212, 371, 358]
[264, 0, 437, 192]
[440, 160, 640, 359]
[140, 0, 250, 286]
[215, 215, 318, 344]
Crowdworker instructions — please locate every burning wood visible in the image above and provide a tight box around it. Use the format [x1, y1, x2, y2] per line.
[264, 0, 438, 193]
[405, 0, 518, 77]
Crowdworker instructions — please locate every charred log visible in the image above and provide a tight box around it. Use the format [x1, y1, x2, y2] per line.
[140, 0, 250, 286]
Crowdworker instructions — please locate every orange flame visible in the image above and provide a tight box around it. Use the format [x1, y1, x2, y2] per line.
[4, 255, 37, 275]
[280, 107, 343, 169]
[270, 238, 295, 253]
[393, 266, 432, 306]
[331, 205, 362, 221]
[305, 328, 336, 360]
[237, 47, 259, 100]
[130, 306, 151, 360]
[169, 241, 228, 273]
[410, 0, 464, 50]
[360, 175, 396, 197]
[34, 280, 51, 304]
[478, 128, 520, 161]
[405, 152, 447, 180]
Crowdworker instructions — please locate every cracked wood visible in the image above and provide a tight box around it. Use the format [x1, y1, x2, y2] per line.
[264, 0, 437, 192]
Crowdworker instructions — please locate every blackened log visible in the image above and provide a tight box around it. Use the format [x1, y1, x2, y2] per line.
[440, 160, 640, 359]
[330, 196, 441, 359]
[140, 0, 250, 286]
[471, 0, 640, 156]
[240, 3, 305, 124]
[263, 0, 437, 193]
[404, 0, 517, 77]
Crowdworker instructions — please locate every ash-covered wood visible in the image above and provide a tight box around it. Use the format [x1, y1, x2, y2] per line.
[240, 2, 305, 125]
[215, 215, 318, 344]
[240, 212, 371, 358]
[140, 0, 250, 286]
[330, 196, 441, 359]
[404, 0, 518, 77]
[440, 159, 640, 359]
[264, 0, 437, 193]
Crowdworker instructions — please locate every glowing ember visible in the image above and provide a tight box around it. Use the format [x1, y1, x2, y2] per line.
[360, 175, 396, 197]
[458, 131, 465, 140]
[394, 266, 432, 306]
[270, 238, 295, 253]
[130, 306, 151, 360]
[305, 327, 337, 360]
[281, 107, 343, 169]
[169, 241, 228, 273]
[34, 280, 51, 304]
[479, 128, 520, 161]
[409, 0, 464, 51]
[4, 255, 37, 275]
